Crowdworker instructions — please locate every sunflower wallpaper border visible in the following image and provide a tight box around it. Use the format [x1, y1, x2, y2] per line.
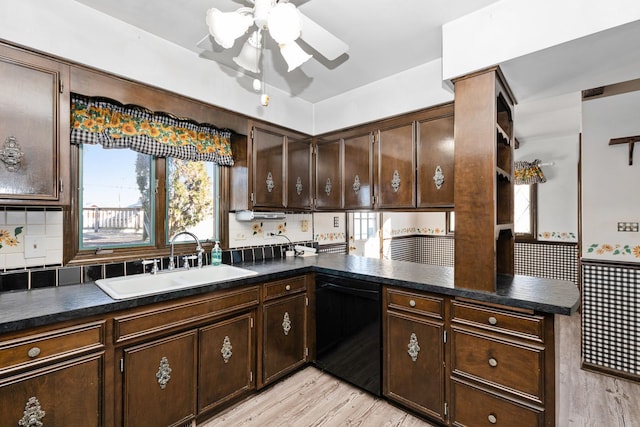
[0, 226, 24, 253]
[586, 243, 640, 259]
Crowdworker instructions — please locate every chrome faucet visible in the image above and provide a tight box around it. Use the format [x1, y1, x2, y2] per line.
[168, 231, 203, 270]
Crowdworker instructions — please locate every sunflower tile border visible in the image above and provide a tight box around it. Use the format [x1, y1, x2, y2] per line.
[0, 226, 24, 253]
[586, 243, 640, 258]
[538, 231, 577, 241]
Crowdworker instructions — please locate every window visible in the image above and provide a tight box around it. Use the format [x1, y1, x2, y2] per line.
[166, 158, 220, 243]
[447, 211, 455, 234]
[352, 212, 378, 240]
[80, 145, 155, 249]
[515, 184, 536, 239]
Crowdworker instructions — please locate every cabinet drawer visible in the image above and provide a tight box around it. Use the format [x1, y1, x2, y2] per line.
[386, 288, 443, 319]
[0, 321, 105, 375]
[114, 286, 259, 343]
[452, 380, 543, 427]
[451, 301, 544, 342]
[451, 328, 544, 402]
[263, 276, 307, 301]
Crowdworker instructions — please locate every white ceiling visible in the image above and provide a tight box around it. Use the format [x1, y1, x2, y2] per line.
[73, 0, 640, 141]
[74, 0, 500, 103]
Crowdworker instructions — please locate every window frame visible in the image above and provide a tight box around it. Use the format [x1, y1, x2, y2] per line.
[65, 145, 227, 265]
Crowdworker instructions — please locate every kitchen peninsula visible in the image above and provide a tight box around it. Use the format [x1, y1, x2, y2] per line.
[0, 254, 579, 426]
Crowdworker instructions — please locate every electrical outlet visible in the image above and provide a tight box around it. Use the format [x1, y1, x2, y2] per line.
[617, 222, 639, 232]
[333, 216, 340, 228]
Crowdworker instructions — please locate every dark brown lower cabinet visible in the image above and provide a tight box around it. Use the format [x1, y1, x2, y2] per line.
[261, 292, 308, 387]
[383, 287, 446, 424]
[123, 330, 197, 427]
[0, 353, 103, 426]
[198, 312, 255, 415]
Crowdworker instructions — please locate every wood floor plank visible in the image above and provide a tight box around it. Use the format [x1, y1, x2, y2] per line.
[200, 369, 433, 427]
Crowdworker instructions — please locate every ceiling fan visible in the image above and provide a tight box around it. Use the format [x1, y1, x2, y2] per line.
[200, 0, 349, 74]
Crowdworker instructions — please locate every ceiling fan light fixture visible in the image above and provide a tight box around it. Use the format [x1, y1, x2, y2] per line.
[233, 30, 263, 73]
[206, 8, 253, 49]
[279, 41, 312, 72]
[267, 3, 302, 44]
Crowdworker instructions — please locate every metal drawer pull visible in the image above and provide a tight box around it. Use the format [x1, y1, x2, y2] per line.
[488, 316, 498, 325]
[221, 336, 233, 363]
[407, 332, 420, 362]
[156, 356, 172, 389]
[282, 312, 292, 335]
[27, 347, 41, 358]
[285, 284, 291, 291]
[19, 396, 45, 427]
[488, 414, 497, 424]
[409, 299, 416, 307]
[488, 358, 498, 367]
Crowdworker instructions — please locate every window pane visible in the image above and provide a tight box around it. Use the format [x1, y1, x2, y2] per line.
[514, 184, 532, 234]
[81, 145, 154, 248]
[166, 159, 219, 243]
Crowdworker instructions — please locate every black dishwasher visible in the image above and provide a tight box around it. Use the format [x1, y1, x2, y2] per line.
[314, 274, 381, 396]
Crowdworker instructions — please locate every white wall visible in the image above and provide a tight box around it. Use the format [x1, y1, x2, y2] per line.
[515, 136, 579, 242]
[582, 91, 640, 261]
[313, 60, 454, 135]
[441, 0, 640, 81]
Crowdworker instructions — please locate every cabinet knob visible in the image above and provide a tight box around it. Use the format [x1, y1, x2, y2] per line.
[488, 316, 498, 325]
[285, 284, 291, 291]
[409, 299, 416, 307]
[488, 414, 498, 424]
[488, 357, 498, 367]
[27, 347, 41, 358]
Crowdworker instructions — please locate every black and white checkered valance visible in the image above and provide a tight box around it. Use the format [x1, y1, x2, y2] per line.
[70, 94, 234, 166]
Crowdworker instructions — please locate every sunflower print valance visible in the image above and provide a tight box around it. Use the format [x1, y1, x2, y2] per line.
[70, 94, 234, 166]
[514, 159, 546, 185]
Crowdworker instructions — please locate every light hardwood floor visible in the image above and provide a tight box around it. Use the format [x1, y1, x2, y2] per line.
[199, 368, 434, 427]
[200, 313, 640, 427]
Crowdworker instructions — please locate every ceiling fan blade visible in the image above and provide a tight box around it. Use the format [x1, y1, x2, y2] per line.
[298, 11, 348, 61]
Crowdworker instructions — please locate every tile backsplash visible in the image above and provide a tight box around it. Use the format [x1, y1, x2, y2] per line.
[0, 207, 63, 270]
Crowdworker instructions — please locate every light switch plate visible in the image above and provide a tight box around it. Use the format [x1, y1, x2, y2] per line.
[24, 235, 46, 258]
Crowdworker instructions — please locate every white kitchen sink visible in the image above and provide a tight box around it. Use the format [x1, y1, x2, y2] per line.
[95, 264, 258, 300]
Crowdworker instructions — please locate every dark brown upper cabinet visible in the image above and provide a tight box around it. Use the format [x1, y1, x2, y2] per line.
[314, 138, 343, 210]
[343, 132, 374, 210]
[287, 137, 313, 210]
[375, 121, 416, 209]
[416, 106, 455, 208]
[251, 126, 286, 209]
[0, 44, 70, 205]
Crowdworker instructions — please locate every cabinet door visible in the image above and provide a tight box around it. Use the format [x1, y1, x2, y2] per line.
[315, 139, 342, 210]
[287, 138, 312, 210]
[384, 311, 445, 422]
[343, 132, 373, 209]
[123, 330, 197, 427]
[252, 126, 285, 209]
[417, 114, 454, 208]
[0, 44, 70, 204]
[376, 123, 415, 208]
[198, 312, 255, 415]
[261, 293, 307, 386]
[0, 354, 102, 426]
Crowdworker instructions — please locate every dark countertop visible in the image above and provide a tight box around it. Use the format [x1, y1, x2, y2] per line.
[0, 254, 580, 335]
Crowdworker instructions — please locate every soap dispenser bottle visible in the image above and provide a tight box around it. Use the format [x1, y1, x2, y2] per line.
[211, 241, 222, 266]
